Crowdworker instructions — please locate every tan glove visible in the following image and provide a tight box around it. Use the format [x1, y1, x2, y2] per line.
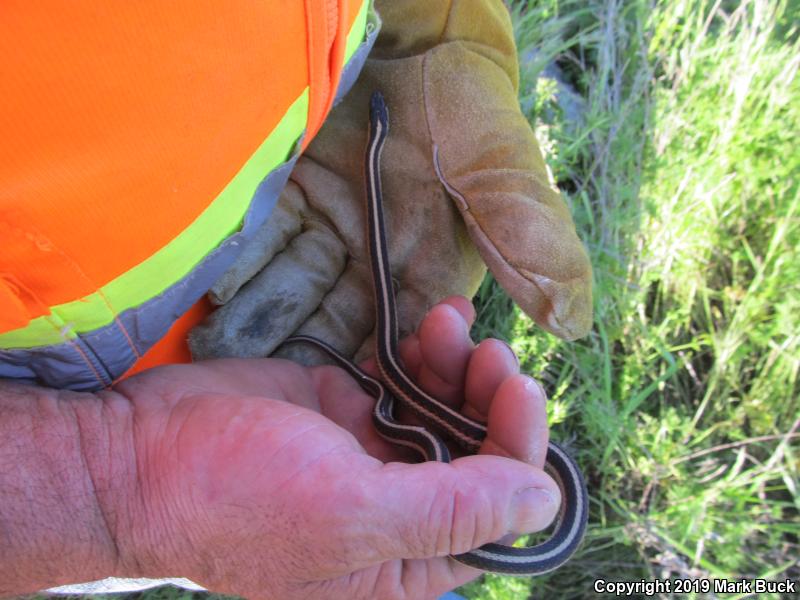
[189, 0, 592, 363]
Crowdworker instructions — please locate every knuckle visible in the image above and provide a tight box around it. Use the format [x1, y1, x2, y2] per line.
[428, 476, 488, 556]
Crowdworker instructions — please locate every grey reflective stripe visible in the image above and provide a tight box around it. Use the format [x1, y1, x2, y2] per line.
[0, 13, 381, 392]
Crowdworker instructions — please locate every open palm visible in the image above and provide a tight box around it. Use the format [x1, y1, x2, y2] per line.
[109, 297, 557, 599]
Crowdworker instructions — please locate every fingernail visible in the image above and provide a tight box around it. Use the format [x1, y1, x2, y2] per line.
[510, 487, 558, 533]
[522, 375, 547, 402]
[497, 339, 520, 368]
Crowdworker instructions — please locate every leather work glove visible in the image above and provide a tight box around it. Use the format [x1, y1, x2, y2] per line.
[189, 0, 592, 364]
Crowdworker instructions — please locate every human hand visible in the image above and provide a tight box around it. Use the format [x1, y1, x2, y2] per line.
[188, 0, 592, 366]
[112, 298, 558, 599]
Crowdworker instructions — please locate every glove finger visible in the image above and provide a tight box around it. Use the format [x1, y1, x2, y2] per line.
[208, 181, 307, 305]
[189, 222, 346, 360]
[273, 261, 373, 365]
[425, 44, 593, 340]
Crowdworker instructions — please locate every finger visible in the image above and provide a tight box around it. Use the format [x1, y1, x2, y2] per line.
[342, 455, 560, 568]
[358, 334, 422, 381]
[361, 301, 474, 429]
[415, 303, 474, 405]
[361, 296, 474, 374]
[438, 295, 476, 326]
[406, 297, 475, 374]
[481, 375, 549, 469]
[384, 303, 473, 429]
[462, 338, 519, 421]
[358, 298, 476, 453]
[339, 551, 486, 600]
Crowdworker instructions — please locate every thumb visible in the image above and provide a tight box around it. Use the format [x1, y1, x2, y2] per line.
[424, 44, 593, 341]
[357, 455, 560, 564]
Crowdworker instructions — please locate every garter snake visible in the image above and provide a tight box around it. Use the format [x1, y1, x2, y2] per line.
[285, 91, 588, 575]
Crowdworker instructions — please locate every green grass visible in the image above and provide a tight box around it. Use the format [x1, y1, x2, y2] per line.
[463, 0, 799, 598]
[32, 1, 798, 599]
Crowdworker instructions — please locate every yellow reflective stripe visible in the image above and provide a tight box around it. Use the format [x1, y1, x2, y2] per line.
[0, 3, 372, 350]
[0, 305, 78, 345]
[346, 0, 370, 65]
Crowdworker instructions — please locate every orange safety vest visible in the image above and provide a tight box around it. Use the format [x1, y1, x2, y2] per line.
[0, 1, 377, 391]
